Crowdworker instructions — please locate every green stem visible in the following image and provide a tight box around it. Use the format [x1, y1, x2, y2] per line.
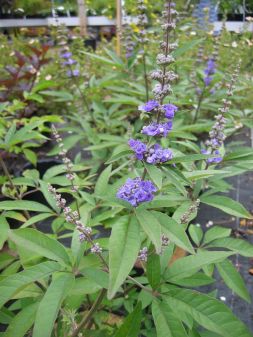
[143, 53, 149, 101]
[71, 289, 107, 337]
[193, 86, 206, 123]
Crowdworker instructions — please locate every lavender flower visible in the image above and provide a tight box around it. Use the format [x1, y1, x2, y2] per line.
[204, 59, 216, 75]
[146, 144, 173, 164]
[203, 58, 216, 87]
[63, 59, 77, 66]
[66, 69, 79, 77]
[128, 140, 173, 164]
[201, 149, 222, 164]
[163, 103, 178, 119]
[142, 121, 173, 137]
[60, 51, 72, 59]
[91, 243, 102, 254]
[138, 247, 148, 262]
[161, 234, 170, 246]
[128, 139, 147, 160]
[116, 177, 157, 207]
[138, 100, 159, 113]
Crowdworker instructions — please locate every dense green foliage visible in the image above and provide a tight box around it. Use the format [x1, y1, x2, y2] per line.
[0, 1, 253, 337]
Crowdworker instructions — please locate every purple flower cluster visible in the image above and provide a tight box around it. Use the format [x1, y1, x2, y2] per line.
[139, 100, 178, 120]
[142, 121, 173, 137]
[146, 144, 173, 164]
[116, 2, 178, 207]
[163, 103, 178, 119]
[139, 100, 159, 112]
[116, 177, 157, 207]
[128, 139, 173, 164]
[128, 139, 147, 160]
[204, 59, 216, 87]
[60, 49, 79, 78]
[201, 149, 222, 164]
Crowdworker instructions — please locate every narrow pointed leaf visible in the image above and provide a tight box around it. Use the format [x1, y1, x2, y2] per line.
[9, 228, 71, 265]
[108, 216, 140, 299]
[33, 273, 74, 337]
[152, 300, 188, 337]
[152, 211, 194, 254]
[114, 302, 142, 337]
[165, 251, 233, 281]
[216, 259, 250, 302]
[3, 302, 39, 337]
[165, 288, 252, 337]
[0, 261, 62, 309]
[201, 195, 252, 219]
[135, 209, 162, 254]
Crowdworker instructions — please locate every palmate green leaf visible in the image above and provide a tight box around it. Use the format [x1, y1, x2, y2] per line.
[95, 164, 112, 197]
[216, 259, 250, 302]
[114, 302, 142, 337]
[108, 216, 140, 299]
[0, 216, 9, 249]
[165, 288, 253, 337]
[152, 300, 188, 337]
[152, 211, 194, 254]
[135, 209, 162, 254]
[164, 251, 233, 281]
[0, 261, 62, 309]
[207, 237, 253, 257]
[203, 226, 231, 245]
[33, 273, 74, 337]
[0, 200, 52, 213]
[9, 228, 71, 266]
[201, 195, 252, 219]
[147, 251, 161, 290]
[3, 302, 39, 337]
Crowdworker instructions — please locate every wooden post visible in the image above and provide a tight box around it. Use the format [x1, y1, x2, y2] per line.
[77, 0, 87, 36]
[116, 0, 122, 56]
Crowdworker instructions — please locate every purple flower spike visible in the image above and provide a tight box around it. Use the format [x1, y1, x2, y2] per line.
[67, 69, 80, 77]
[60, 52, 72, 59]
[146, 144, 173, 164]
[201, 149, 222, 164]
[163, 103, 178, 119]
[138, 100, 159, 113]
[204, 59, 216, 76]
[128, 139, 147, 160]
[204, 76, 212, 86]
[142, 121, 173, 137]
[63, 59, 77, 66]
[116, 177, 157, 207]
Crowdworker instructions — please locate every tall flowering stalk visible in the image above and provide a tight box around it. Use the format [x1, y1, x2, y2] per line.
[54, 24, 90, 112]
[137, 0, 149, 101]
[49, 126, 103, 255]
[193, 35, 220, 123]
[117, 1, 178, 253]
[202, 62, 241, 167]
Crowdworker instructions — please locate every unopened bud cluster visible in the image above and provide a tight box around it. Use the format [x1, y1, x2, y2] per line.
[203, 62, 241, 164]
[180, 199, 200, 224]
[51, 125, 77, 192]
[137, 0, 148, 45]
